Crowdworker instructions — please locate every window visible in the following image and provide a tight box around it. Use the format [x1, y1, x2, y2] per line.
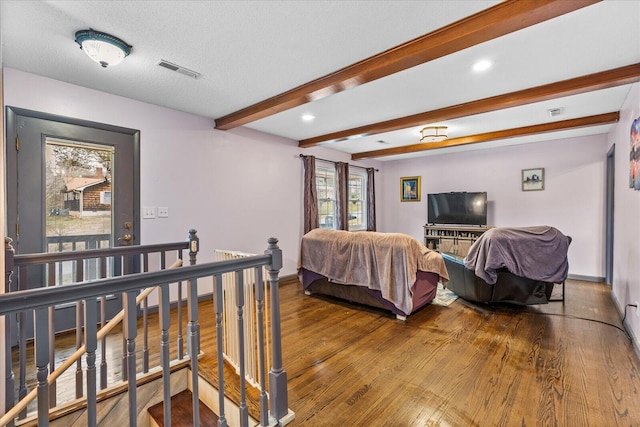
[315, 162, 367, 231]
[100, 191, 112, 205]
[348, 170, 367, 231]
[316, 164, 336, 229]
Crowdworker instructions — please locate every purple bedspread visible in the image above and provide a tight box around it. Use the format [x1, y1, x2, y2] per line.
[463, 226, 570, 285]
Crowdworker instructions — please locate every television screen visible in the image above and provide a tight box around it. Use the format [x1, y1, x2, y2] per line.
[427, 192, 487, 226]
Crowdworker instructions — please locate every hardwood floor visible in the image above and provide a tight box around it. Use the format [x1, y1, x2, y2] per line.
[11, 278, 640, 426]
[278, 279, 640, 426]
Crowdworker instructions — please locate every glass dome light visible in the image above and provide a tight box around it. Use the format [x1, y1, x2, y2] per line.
[75, 29, 132, 68]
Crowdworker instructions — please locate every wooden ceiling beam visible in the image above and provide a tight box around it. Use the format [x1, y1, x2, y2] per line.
[214, 0, 599, 130]
[351, 112, 619, 160]
[300, 64, 640, 148]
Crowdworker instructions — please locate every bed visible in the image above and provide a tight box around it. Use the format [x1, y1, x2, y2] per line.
[298, 229, 449, 320]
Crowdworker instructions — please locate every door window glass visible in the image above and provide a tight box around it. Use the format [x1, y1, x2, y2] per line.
[45, 138, 114, 283]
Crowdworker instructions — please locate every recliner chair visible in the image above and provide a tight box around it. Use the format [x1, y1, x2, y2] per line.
[442, 252, 554, 305]
[441, 227, 571, 305]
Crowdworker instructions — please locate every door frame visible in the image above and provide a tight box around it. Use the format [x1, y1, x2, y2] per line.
[605, 144, 615, 285]
[5, 106, 140, 339]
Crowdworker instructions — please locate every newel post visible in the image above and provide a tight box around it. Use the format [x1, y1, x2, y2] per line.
[186, 228, 201, 425]
[3, 238, 15, 425]
[188, 229, 199, 266]
[265, 237, 289, 422]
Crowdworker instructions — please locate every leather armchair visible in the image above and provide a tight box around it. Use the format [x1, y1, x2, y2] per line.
[442, 252, 554, 305]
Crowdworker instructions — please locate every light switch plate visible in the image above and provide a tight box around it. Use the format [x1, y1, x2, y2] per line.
[143, 206, 156, 219]
[158, 207, 169, 218]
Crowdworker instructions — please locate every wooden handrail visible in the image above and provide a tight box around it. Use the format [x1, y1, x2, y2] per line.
[0, 259, 182, 426]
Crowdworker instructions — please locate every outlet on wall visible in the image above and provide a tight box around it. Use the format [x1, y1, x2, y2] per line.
[158, 207, 169, 218]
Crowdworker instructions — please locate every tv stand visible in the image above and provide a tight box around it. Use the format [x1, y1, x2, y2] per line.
[423, 224, 491, 256]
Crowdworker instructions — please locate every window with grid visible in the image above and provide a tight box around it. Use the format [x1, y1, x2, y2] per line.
[315, 162, 367, 231]
[348, 170, 367, 231]
[316, 165, 336, 229]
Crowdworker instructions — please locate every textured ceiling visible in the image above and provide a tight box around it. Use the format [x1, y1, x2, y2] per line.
[1, 1, 639, 161]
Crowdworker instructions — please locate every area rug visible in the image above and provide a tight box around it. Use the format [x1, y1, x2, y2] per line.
[432, 283, 459, 306]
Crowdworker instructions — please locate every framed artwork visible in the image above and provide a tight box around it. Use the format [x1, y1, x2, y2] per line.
[400, 176, 421, 202]
[522, 168, 544, 191]
[630, 116, 640, 190]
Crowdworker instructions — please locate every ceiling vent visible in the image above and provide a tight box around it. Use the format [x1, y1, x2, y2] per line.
[156, 59, 201, 79]
[547, 107, 564, 117]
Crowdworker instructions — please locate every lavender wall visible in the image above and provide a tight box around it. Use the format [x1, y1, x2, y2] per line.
[2, 68, 382, 279]
[609, 82, 640, 345]
[378, 134, 609, 279]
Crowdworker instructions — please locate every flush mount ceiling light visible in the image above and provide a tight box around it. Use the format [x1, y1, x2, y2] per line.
[75, 29, 132, 68]
[420, 126, 448, 143]
[301, 114, 316, 122]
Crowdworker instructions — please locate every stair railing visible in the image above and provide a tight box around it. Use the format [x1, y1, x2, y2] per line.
[2, 230, 195, 425]
[0, 236, 291, 427]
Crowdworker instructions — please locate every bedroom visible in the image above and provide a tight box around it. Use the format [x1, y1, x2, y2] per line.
[1, 0, 639, 424]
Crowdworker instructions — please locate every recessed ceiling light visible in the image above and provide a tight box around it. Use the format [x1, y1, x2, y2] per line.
[302, 114, 315, 122]
[472, 60, 492, 72]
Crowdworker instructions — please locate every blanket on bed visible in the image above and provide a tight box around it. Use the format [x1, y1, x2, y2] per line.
[298, 229, 448, 314]
[463, 226, 570, 285]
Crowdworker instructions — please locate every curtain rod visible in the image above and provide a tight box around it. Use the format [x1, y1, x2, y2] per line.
[298, 154, 379, 171]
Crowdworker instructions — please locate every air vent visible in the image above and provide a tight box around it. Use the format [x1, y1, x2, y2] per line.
[156, 59, 201, 79]
[548, 107, 564, 117]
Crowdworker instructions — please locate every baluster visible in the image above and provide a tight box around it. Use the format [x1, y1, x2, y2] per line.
[75, 259, 84, 399]
[142, 253, 149, 374]
[265, 238, 288, 421]
[99, 256, 108, 390]
[158, 282, 171, 427]
[85, 297, 97, 427]
[177, 276, 184, 360]
[47, 261, 57, 407]
[254, 267, 269, 426]
[4, 238, 15, 427]
[123, 291, 137, 427]
[121, 254, 128, 382]
[18, 265, 28, 420]
[187, 275, 200, 426]
[34, 307, 50, 427]
[188, 229, 200, 360]
[235, 270, 249, 426]
[214, 274, 228, 427]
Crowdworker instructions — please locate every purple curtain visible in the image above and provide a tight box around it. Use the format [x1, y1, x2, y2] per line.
[366, 167, 376, 231]
[335, 162, 349, 230]
[302, 155, 319, 234]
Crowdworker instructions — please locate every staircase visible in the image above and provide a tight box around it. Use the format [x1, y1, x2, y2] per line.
[148, 353, 264, 426]
[148, 390, 219, 427]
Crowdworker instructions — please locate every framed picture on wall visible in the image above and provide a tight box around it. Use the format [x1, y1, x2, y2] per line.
[522, 168, 544, 191]
[400, 176, 421, 202]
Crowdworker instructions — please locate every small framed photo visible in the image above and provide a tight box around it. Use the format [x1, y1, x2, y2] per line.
[400, 176, 421, 202]
[522, 168, 544, 191]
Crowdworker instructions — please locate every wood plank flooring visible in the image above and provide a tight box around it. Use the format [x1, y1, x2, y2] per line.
[279, 279, 640, 426]
[11, 278, 640, 426]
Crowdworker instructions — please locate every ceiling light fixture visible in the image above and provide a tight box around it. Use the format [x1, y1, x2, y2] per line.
[420, 126, 448, 143]
[75, 28, 132, 68]
[302, 114, 315, 122]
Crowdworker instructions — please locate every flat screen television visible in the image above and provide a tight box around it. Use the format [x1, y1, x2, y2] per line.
[427, 192, 488, 226]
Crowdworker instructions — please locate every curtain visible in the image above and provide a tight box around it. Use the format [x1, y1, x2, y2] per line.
[366, 167, 376, 231]
[302, 155, 319, 234]
[335, 162, 349, 230]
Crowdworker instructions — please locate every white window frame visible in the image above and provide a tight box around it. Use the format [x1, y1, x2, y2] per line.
[348, 169, 367, 231]
[100, 190, 112, 205]
[314, 161, 368, 231]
